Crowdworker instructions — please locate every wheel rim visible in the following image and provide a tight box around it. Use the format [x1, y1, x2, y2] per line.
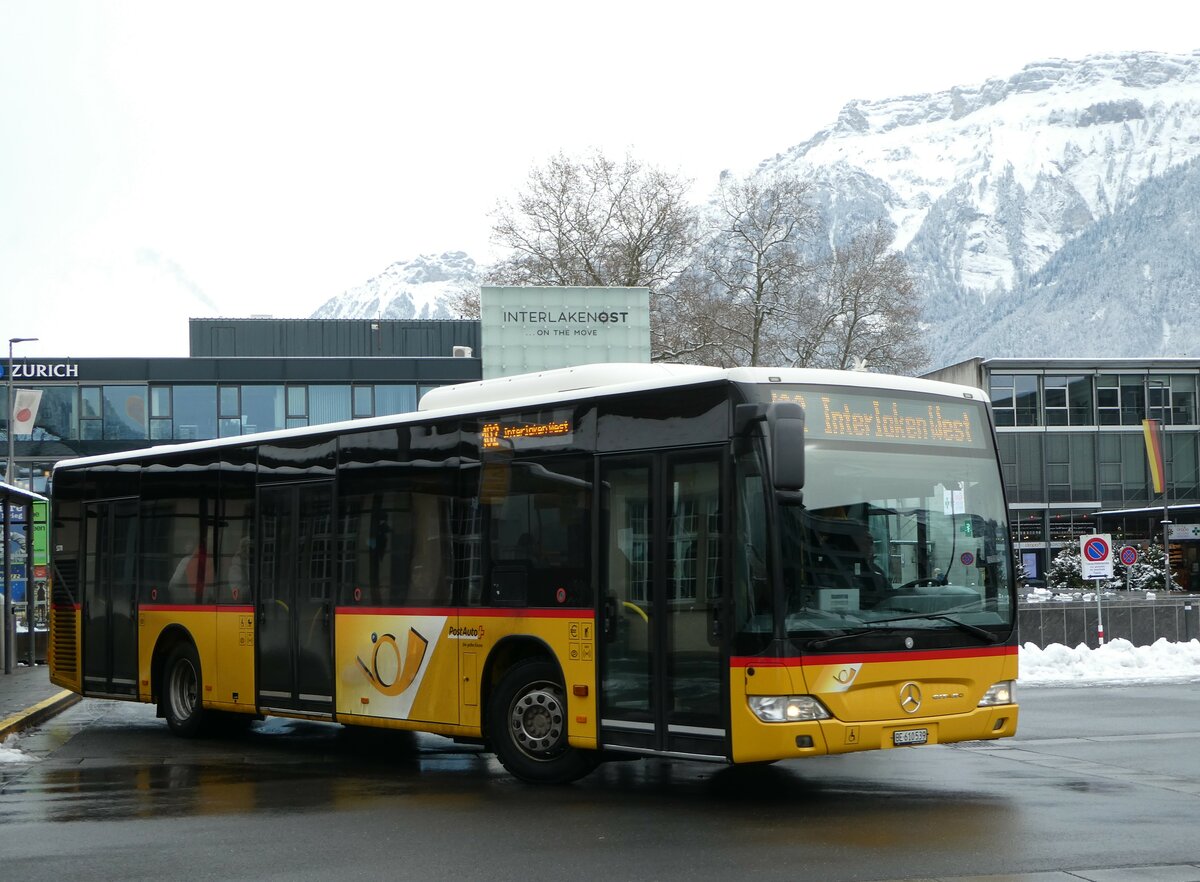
[168, 657, 198, 722]
[508, 680, 566, 761]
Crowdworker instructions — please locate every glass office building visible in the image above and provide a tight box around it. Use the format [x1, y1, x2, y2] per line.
[1, 319, 482, 494]
[926, 358, 1200, 588]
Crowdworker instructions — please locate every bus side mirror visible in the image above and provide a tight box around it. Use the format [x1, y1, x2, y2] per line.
[734, 402, 805, 492]
[767, 403, 805, 491]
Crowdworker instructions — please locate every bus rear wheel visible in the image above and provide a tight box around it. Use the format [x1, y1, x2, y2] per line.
[163, 642, 206, 738]
[488, 659, 597, 784]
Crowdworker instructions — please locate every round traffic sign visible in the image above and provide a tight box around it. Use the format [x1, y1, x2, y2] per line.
[1120, 546, 1139, 566]
[1083, 537, 1110, 562]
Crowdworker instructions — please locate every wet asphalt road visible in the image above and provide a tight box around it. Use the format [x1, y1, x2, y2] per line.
[1, 683, 1199, 882]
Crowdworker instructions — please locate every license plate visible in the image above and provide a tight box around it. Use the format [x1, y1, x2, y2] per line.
[893, 728, 928, 746]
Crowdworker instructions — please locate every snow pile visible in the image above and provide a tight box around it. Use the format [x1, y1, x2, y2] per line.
[1019, 637, 1200, 685]
[0, 735, 34, 764]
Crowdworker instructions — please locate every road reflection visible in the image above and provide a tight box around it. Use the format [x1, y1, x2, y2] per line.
[1, 699, 1017, 855]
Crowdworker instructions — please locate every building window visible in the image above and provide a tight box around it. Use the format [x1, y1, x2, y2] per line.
[286, 386, 308, 429]
[352, 386, 373, 418]
[989, 375, 1039, 427]
[80, 386, 102, 439]
[242, 385, 285, 434]
[149, 386, 173, 440]
[25, 386, 79, 442]
[1168, 432, 1199, 500]
[1015, 434, 1043, 504]
[308, 385, 351, 425]
[1048, 509, 1094, 546]
[1172, 376, 1197, 425]
[101, 386, 148, 440]
[1013, 510, 1045, 543]
[219, 386, 242, 437]
[1147, 376, 1172, 425]
[171, 386, 217, 440]
[1043, 376, 1093, 425]
[1098, 434, 1123, 504]
[1097, 374, 1147, 426]
[374, 385, 418, 416]
[1044, 434, 1096, 503]
[1146, 375, 1197, 426]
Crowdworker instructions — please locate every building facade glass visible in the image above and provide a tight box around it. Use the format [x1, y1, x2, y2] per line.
[2, 352, 481, 495]
[925, 358, 1200, 591]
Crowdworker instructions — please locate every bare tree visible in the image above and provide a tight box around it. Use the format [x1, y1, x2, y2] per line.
[488, 150, 698, 289]
[444, 279, 481, 319]
[790, 221, 928, 374]
[651, 261, 732, 364]
[688, 172, 821, 366]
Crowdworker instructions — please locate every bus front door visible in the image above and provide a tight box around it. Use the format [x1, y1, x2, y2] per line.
[81, 499, 140, 697]
[598, 452, 727, 759]
[256, 481, 335, 716]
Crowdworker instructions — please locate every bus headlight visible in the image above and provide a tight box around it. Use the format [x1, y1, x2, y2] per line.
[748, 695, 832, 723]
[978, 680, 1015, 707]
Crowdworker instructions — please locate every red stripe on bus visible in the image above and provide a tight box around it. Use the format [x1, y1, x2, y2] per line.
[129, 604, 252, 613]
[335, 606, 593, 619]
[731, 644, 1017, 668]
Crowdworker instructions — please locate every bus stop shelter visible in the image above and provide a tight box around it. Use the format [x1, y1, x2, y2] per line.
[2, 480, 48, 673]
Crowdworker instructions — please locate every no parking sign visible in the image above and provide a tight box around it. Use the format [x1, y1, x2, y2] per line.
[1079, 534, 1114, 580]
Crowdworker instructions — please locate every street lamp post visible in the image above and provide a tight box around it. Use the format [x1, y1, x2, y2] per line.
[4, 333, 36, 672]
[6, 337, 38, 486]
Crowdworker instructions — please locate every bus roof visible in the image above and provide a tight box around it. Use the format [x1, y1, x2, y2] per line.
[53, 364, 988, 472]
[421, 363, 987, 413]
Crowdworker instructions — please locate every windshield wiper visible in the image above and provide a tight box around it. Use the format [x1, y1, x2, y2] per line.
[869, 612, 1002, 644]
[808, 625, 906, 650]
[807, 613, 1001, 650]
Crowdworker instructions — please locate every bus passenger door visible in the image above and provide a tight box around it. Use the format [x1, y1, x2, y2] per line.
[81, 499, 140, 697]
[256, 482, 336, 715]
[599, 452, 727, 758]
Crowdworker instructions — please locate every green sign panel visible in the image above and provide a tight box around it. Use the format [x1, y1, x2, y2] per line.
[32, 499, 48, 567]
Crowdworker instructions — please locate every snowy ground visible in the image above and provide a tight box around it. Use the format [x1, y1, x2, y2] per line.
[1019, 637, 1200, 686]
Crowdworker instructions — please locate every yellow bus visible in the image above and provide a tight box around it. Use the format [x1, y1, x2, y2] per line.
[48, 364, 1018, 783]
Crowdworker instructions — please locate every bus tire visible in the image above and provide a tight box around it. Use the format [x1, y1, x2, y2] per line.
[163, 642, 206, 738]
[488, 658, 597, 784]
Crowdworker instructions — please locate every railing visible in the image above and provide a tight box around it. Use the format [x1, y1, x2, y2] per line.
[1018, 593, 1200, 649]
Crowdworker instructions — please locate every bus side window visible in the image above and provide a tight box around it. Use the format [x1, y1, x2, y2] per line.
[481, 456, 592, 609]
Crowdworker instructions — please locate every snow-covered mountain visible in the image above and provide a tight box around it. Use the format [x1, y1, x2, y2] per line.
[755, 50, 1200, 366]
[310, 251, 479, 320]
[314, 50, 1200, 368]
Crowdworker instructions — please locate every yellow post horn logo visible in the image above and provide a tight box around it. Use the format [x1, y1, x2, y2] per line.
[356, 628, 429, 696]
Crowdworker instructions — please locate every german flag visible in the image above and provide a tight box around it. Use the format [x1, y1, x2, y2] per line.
[1143, 419, 1166, 494]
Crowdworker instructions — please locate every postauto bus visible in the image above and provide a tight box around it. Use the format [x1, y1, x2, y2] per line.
[48, 364, 1017, 783]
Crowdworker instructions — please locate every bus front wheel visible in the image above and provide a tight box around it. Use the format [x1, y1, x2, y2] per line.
[488, 659, 597, 784]
[163, 642, 206, 738]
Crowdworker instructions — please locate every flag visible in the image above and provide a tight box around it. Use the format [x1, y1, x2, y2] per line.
[11, 388, 42, 435]
[1142, 418, 1166, 494]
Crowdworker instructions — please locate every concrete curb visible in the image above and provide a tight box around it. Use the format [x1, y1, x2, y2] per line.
[0, 691, 82, 741]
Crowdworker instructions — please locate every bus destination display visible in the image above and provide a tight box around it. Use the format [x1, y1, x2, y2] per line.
[768, 388, 986, 449]
[482, 417, 573, 450]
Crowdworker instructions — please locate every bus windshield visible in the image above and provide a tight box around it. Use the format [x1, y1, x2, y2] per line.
[745, 384, 1015, 642]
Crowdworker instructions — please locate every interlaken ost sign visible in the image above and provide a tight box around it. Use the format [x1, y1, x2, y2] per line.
[479, 286, 651, 379]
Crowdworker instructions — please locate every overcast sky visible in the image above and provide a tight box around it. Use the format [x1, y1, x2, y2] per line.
[1, 1, 1197, 358]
